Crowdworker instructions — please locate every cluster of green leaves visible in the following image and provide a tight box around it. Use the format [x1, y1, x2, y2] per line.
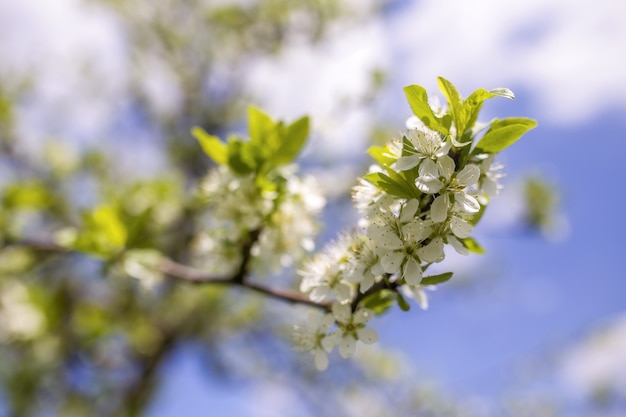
[192, 107, 310, 176]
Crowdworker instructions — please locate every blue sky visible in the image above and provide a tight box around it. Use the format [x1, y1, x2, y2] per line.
[2, 0, 626, 414]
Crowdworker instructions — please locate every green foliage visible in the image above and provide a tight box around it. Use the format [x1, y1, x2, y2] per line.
[459, 237, 485, 254]
[363, 171, 419, 199]
[193, 107, 310, 175]
[71, 205, 128, 258]
[473, 117, 538, 154]
[361, 289, 396, 315]
[421, 272, 453, 286]
[2, 182, 54, 210]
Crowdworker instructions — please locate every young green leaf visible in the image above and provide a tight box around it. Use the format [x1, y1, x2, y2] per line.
[367, 145, 397, 167]
[473, 118, 537, 154]
[247, 106, 275, 146]
[437, 77, 465, 138]
[192, 127, 228, 165]
[403, 84, 443, 132]
[396, 292, 411, 311]
[270, 115, 310, 166]
[361, 289, 396, 315]
[421, 272, 453, 286]
[226, 138, 256, 175]
[363, 171, 418, 200]
[458, 237, 485, 254]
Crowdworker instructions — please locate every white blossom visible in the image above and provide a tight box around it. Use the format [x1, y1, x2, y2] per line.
[324, 303, 378, 358]
[367, 200, 435, 285]
[298, 233, 354, 304]
[292, 312, 335, 371]
[395, 128, 451, 172]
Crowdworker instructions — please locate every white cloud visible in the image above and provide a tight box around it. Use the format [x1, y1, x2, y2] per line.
[560, 313, 626, 396]
[390, 0, 626, 124]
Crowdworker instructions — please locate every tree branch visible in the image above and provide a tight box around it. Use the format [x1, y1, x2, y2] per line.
[158, 258, 330, 311]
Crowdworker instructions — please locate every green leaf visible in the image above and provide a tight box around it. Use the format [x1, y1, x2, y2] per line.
[361, 289, 396, 315]
[403, 84, 444, 132]
[73, 205, 127, 258]
[247, 106, 275, 146]
[363, 171, 418, 200]
[2, 182, 53, 209]
[459, 237, 485, 254]
[227, 138, 257, 175]
[437, 77, 465, 137]
[489, 88, 515, 100]
[270, 115, 310, 166]
[396, 292, 411, 311]
[421, 272, 453, 286]
[367, 145, 397, 167]
[474, 118, 537, 154]
[191, 127, 228, 165]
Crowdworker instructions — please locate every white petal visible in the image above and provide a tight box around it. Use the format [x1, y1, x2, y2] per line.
[333, 283, 353, 304]
[370, 227, 403, 251]
[450, 216, 473, 238]
[353, 308, 373, 324]
[314, 349, 329, 371]
[403, 257, 423, 285]
[455, 192, 480, 214]
[332, 303, 352, 323]
[437, 155, 455, 181]
[417, 238, 444, 263]
[416, 175, 443, 194]
[310, 286, 330, 302]
[395, 156, 419, 171]
[400, 199, 420, 221]
[360, 274, 375, 292]
[418, 158, 438, 177]
[448, 235, 469, 255]
[456, 164, 481, 186]
[322, 331, 339, 352]
[339, 334, 357, 358]
[435, 141, 452, 157]
[356, 327, 379, 344]
[430, 194, 449, 223]
[402, 220, 428, 241]
[320, 314, 335, 332]
[381, 252, 404, 274]
[415, 287, 429, 310]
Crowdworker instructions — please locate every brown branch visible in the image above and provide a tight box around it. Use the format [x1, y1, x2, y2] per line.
[7, 237, 331, 312]
[158, 258, 331, 311]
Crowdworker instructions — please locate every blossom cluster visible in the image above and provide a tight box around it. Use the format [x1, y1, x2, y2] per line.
[295, 78, 536, 370]
[194, 165, 325, 275]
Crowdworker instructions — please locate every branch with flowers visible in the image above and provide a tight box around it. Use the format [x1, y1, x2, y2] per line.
[9, 77, 535, 372]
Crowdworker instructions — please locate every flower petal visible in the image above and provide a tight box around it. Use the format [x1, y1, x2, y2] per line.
[455, 192, 480, 214]
[430, 194, 449, 223]
[448, 235, 469, 255]
[339, 334, 357, 358]
[381, 251, 404, 274]
[437, 155, 455, 181]
[450, 215, 473, 238]
[416, 175, 443, 194]
[333, 283, 353, 304]
[321, 331, 339, 352]
[332, 303, 352, 323]
[403, 257, 423, 285]
[456, 164, 480, 186]
[417, 238, 444, 263]
[395, 156, 419, 171]
[313, 348, 329, 371]
[400, 199, 420, 221]
[353, 308, 373, 324]
[356, 327, 379, 344]
[418, 158, 438, 177]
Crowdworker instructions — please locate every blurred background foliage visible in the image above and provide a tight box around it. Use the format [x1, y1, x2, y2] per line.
[0, 0, 581, 416]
